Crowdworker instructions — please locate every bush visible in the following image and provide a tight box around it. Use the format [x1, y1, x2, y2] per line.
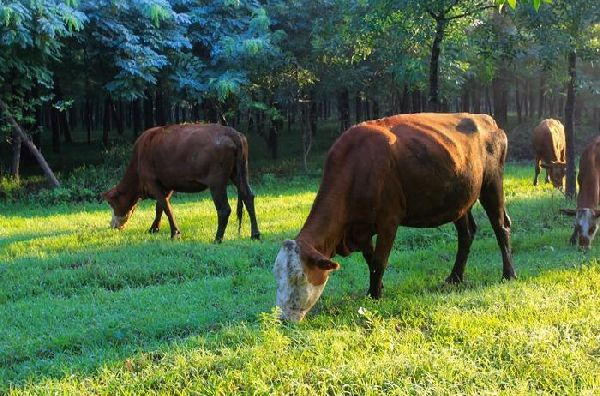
[1, 145, 131, 205]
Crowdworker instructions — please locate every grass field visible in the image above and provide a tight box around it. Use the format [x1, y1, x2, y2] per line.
[0, 163, 599, 394]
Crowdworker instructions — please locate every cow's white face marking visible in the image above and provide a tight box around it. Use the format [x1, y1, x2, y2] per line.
[273, 240, 327, 322]
[575, 209, 599, 250]
[110, 208, 135, 229]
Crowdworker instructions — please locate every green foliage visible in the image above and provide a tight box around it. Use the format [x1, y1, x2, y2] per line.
[0, 164, 599, 393]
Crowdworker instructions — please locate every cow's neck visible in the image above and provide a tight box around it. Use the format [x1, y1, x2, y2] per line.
[297, 191, 346, 259]
[117, 156, 142, 206]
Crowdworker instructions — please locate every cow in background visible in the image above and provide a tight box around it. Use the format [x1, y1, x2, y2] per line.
[561, 136, 600, 250]
[532, 119, 566, 189]
[274, 113, 516, 322]
[102, 124, 260, 242]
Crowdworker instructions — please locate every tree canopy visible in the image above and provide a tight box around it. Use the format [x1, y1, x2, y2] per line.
[1, 0, 599, 193]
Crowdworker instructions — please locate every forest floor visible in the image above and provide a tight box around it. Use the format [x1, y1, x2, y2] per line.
[1, 163, 599, 394]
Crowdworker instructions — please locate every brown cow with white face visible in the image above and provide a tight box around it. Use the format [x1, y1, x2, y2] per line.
[102, 124, 260, 242]
[561, 136, 600, 250]
[533, 119, 566, 189]
[274, 113, 516, 322]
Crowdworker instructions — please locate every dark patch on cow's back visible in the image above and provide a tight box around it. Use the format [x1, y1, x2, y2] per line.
[408, 137, 432, 162]
[456, 118, 478, 134]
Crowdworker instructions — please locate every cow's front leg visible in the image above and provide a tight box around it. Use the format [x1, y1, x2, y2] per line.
[149, 202, 163, 233]
[149, 185, 180, 239]
[366, 225, 397, 299]
[149, 191, 173, 234]
[210, 185, 231, 243]
[533, 158, 541, 186]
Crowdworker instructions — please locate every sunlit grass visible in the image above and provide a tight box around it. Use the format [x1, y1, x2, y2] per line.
[0, 163, 599, 394]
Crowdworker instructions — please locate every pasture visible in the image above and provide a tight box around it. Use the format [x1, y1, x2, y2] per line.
[0, 163, 599, 394]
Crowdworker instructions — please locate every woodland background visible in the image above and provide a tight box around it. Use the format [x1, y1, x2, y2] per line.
[0, 0, 599, 197]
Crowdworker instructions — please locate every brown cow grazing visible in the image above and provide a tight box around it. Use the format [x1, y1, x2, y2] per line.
[560, 136, 600, 250]
[102, 124, 260, 242]
[532, 119, 566, 189]
[273, 113, 516, 322]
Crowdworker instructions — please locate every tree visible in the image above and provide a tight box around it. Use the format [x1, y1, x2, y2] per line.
[0, 0, 85, 180]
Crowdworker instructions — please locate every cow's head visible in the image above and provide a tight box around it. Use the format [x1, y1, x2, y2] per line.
[273, 239, 339, 322]
[540, 161, 567, 189]
[102, 187, 138, 229]
[561, 208, 600, 250]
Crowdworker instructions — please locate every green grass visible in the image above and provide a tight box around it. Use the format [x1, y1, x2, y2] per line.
[0, 163, 599, 395]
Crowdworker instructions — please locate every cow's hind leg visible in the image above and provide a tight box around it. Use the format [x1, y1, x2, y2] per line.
[210, 185, 231, 244]
[149, 191, 173, 233]
[366, 224, 397, 299]
[244, 188, 261, 240]
[446, 210, 477, 284]
[480, 179, 516, 280]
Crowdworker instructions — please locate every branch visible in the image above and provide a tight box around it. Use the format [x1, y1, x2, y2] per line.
[444, 0, 461, 15]
[0, 99, 61, 188]
[446, 4, 497, 20]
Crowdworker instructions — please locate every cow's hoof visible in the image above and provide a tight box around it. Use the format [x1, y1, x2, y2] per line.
[213, 238, 223, 244]
[368, 286, 383, 300]
[251, 233, 261, 241]
[502, 271, 517, 281]
[171, 231, 182, 240]
[149, 227, 160, 234]
[444, 274, 463, 284]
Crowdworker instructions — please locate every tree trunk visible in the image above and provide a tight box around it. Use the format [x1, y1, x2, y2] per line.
[411, 89, 421, 113]
[338, 88, 350, 132]
[538, 73, 545, 119]
[310, 92, 318, 136]
[155, 85, 166, 126]
[372, 99, 380, 119]
[10, 127, 21, 180]
[472, 82, 481, 113]
[103, 95, 112, 146]
[85, 97, 92, 144]
[564, 51, 577, 199]
[0, 99, 61, 188]
[301, 101, 312, 172]
[492, 75, 508, 128]
[144, 89, 154, 129]
[515, 78, 522, 123]
[399, 85, 409, 113]
[354, 92, 363, 124]
[54, 78, 73, 144]
[112, 100, 124, 135]
[51, 103, 61, 154]
[132, 98, 142, 139]
[461, 81, 471, 112]
[428, 17, 446, 112]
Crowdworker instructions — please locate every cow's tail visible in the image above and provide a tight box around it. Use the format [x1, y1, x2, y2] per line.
[231, 130, 251, 234]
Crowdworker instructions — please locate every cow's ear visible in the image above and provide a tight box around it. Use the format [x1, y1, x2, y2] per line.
[282, 239, 299, 253]
[102, 189, 119, 201]
[560, 209, 577, 216]
[553, 161, 567, 168]
[316, 258, 340, 271]
[297, 239, 341, 271]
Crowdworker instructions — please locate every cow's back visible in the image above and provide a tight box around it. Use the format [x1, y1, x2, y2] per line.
[533, 119, 565, 161]
[322, 113, 505, 228]
[133, 124, 240, 192]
